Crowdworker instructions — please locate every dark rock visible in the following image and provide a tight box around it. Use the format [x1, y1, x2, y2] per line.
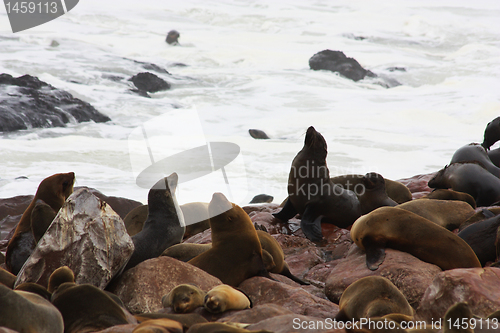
[249, 129, 270, 139]
[15, 188, 134, 289]
[249, 194, 274, 204]
[129, 72, 171, 93]
[0, 195, 33, 241]
[386, 67, 407, 72]
[166, 30, 180, 45]
[238, 276, 339, 319]
[108, 256, 222, 314]
[309, 50, 376, 82]
[416, 268, 500, 323]
[396, 172, 436, 199]
[0, 73, 111, 132]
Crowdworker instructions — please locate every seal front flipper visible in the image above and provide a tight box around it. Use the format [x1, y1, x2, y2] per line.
[272, 197, 297, 222]
[300, 205, 323, 242]
[281, 263, 310, 285]
[363, 237, 386, 271]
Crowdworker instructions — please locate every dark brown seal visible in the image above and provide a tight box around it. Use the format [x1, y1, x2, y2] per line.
[5, 172, 75, 275]
[428, 162, 500, 207]
[273, 126, 361, 242]
[162, 284, 206, 314]
[482, 116, 500, 151]
[458, 214, 500, 266]
[188, 192, 271, 287]
[450, 143, 500, 177]
[357, 172, 398, 215]
[166, 30, 180, 45]
[351, 206, 481, 271]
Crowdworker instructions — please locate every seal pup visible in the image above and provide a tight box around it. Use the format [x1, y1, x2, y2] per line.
[203, 284, 251, 313]
[450, 143, 500, 177]
[482, 116, 500, 151]
[428, 162, 500, 207]
[124, 173, 185, 271]
[188, 192, 271, 287]
[335, 276, 413, 322]
[351, 206, 481, 271]
[5, 172, 75, 275]
[273, 126, 361, 242]
[458, 215, 500, 266]
[357, 172, 398, 215]
[162, 284, 206, 313]
[166, 30, 180, 45]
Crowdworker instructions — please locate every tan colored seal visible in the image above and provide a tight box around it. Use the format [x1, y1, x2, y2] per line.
[204, 284, 251, 313]
[5, 172, 75, 275]
[47, 266, 75, 293]
[350, 206, 481, 271]
[335, 276, 413, 322]
[188, 193, 270, 287]
[162, 284, 206, 313]
[423, 189, 476, 209]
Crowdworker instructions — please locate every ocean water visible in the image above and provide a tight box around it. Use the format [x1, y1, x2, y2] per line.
[0, 0, 499, 207]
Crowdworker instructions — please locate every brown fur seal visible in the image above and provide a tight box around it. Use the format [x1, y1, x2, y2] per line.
[273, 126, 361, 242]
[0, 284, 64, 333]
[331, 174, 412, 204]
[450, 143, 500, 177]
[482, 116, 500, 151]
[30, 199, 57, 243]
[188, 192, 271, 287]
[351, 206, 481, 271]
[203, 284, 251, 313]
[423, 189, 476, 209]
[186, 322, 272, 333]
[5, 172, 75, 275]
[488, 148, 500, 167]
[460, 207, 500, 231]
[397, 199, 475, 231]
[51, 283, 130, 332]
[357, 172, 398, 215]
[443, 302, 474, 333]
[124, 202, 210, 238]
[162, 284, 206, 313]
[134, 313, 208, 330]
[14, 282, 52, 300]
[124, 173, 185, 271]
[428, 162, 500, 207]
[133, 318, 183, 333]
[458, 215, 500, 266]
[0, 267, 16, 288]
[47, 265, 75, 293]
[162, 243, 212, 262]
[335, 276, 413, 322]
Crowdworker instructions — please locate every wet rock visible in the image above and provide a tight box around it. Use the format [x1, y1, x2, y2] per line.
[75, 187, 143, 220]
[218, 304, 293, 324]
[250, 212, 283, 235]
[309, 50, 375, 82]
[325, 247, 442, 309]
[396, 172, 437, 199]
[249, 194, 274, 204]
[108, 256, 222, 314]
[415, 267, 500, 323]
[247, 314, 343, 333]
[129, 72, 171, 93]
[15, 188, 134, 289]
[0, 73, 110, 132]
[249, 129, 270, 140]
[242, 203, 281, 215]
[239, 276, 339, 319]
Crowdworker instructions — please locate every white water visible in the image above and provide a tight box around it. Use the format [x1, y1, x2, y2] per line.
[0, 0, 499, 206]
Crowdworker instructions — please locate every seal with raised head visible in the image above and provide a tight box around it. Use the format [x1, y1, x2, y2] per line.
[357, 172, 398, 215]
[124, 173, 185, 271]
[273, 126, 361, 242]
[397, 199, 475, 231]
[335, 276, 413, 322]
[162, 284, 206, 313]
[428, 162, 500, 207]
[450, 143, 500, 177]
[203, 284, 251, 314]
[5, 172, 75, 275]
[188, 192, 271, 287]
[482, 116, 500, 151]
[350, 206, 481, 271]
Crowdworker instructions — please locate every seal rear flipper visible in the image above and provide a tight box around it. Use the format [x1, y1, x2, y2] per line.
[272, 197, 297, 222]
[281, 262, 310, 285]
[363, 238, 386, 271]
[300, 206, 324, 242]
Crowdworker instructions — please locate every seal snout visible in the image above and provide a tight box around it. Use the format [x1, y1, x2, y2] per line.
[209, 192, 233, 218]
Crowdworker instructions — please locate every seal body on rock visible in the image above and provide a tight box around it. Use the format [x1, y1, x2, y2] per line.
[5, 172, 75, 275]
[124, 173, 185, 271]
[273, 126, 361, 242]
[309, 49, 376, 82]
[162, 284, 206, 313]
[335, 276, 413, 321]
[428, 162, 500, 207]
[450, 143, 500, 177]
[458, 215, 500, 266]
[424, 189, 476, 209]
[203, 284, 251, 313]
[188, 192, 271, 287]
[350, 206, 481, 271]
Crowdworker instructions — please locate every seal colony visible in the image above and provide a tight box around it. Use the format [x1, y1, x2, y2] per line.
[1, 117, 500, 332]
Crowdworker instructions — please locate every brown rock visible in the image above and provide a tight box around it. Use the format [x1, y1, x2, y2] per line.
[246, 314, 345, 333]
[322, 226, 352, 261]
[0, 195, 33, 242]
[396, 172, 437, 198]
[238, 276, 339, 319]
[108, 256, 222, 314]
[218, 304, 293, 324]
[242, 203, 280, 215]
[250, 212, 282, 235]
[325, 246, 442, 308]
[305, 261, 341, 289]
[15, 188, 134, 289]
[415, 267, 500, 323]
[183, 228, 212, 244]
